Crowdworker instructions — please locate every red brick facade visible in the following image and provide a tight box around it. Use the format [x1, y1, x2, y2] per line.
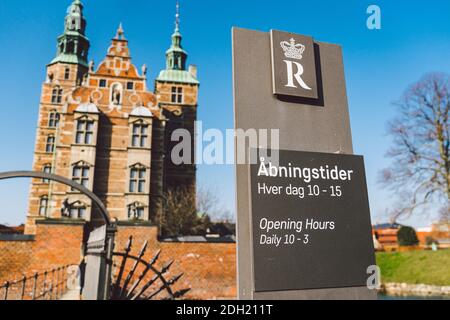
[0, 222, 237, 300]
[26, 1, 199, 234]
[0, 221, 84, 283]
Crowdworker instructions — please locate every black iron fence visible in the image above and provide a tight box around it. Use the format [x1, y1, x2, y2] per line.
[111, 236, 189, 300]
[0, 265, 71, 300]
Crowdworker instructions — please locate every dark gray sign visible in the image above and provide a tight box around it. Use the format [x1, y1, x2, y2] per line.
[250, 149, 375, 292]
[233, 27, 376, 299]
[271, 30, 318, 99]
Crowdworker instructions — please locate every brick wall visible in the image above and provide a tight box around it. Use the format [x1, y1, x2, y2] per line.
[0, 222, 237, 300]
[0, 238, 34, 282]
[0, 220, 84, 283]
[115, 224, 237, 300]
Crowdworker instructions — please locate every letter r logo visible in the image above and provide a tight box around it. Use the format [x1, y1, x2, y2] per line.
[271, 30, 318, 99]
[283, 60, 312, 91]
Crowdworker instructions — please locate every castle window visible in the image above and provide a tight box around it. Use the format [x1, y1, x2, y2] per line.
[67, 41, 74, 54]
[128, 203, 144, 220]
[72, 164, 90, 189]
[43, 165, 52, 183]
[171, 86, 183, 104]
[131, 121, 148, 148]
[129, 165, 146, 193]
[39, 196, 48, 216]
[49, 111, 60, 128]
[51, 87, 63, 104]
[99, 79, 107, 88]
[127, 82, 134, 90]
[64, 67, 70, 80]
[75, 119, 94, 144]
[69, 202, 86, 219]
[46, 135, 55, 153]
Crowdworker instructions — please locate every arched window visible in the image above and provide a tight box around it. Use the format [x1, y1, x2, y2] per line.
[51, 87, 63, 104]
[128, 202, 145, 220]
[69, 201, 86, 219]
[39, 196, 49, 216]
[75, 117, 94, 144]
[129, 164, 146, 193]
[42, 164, 52, 183]
[48, 111, 60, 128]
[46, 135, 55, 153]
[131, 120, 149, 148]
[72, 162, 90, 189]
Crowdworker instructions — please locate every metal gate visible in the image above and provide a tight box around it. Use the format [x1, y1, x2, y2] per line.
[0, 171, 116, 300]
[82, 224, 117, 300]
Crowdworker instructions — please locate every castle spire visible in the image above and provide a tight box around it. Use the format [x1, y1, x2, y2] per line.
[49, 0, 90, 68]
[175, 0, 180, 32]
[156, 1, 199, 85]
[165, 1, 187, 70]
[115, 23, 126, 40]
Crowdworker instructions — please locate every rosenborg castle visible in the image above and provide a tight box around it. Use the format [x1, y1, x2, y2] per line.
[26, 0, 199, 234]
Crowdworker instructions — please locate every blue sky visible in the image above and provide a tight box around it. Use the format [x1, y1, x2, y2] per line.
[0, 0, 449, 227]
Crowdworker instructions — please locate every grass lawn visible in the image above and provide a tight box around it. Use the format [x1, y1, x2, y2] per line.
[376, 249, 450, 286]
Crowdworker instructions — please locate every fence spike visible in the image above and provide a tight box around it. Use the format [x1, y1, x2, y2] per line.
[32, 273, 38, 300]
[168, 273, 184, 285]
[118, 240, 149, 299]
[113, 239, 133, 299]
[173, 288, 191, 299]
[3, 281, 9, 300]
[20, 275, 27, 300]
[161, 260, 174, 274]
[126, 249, 164, 300]
[126, 236, 133, 251]
[149, 249, 162, 266]
[131, 273, 159, 300]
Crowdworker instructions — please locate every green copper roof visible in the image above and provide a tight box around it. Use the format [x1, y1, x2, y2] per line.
[50, 54, 89, 68]
[156, 69, 199, 85]
[157, 2, 198, 84]
[50, 0, 90, 67]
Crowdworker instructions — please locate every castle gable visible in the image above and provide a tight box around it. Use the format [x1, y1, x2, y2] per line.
[94, 24, 142, 80]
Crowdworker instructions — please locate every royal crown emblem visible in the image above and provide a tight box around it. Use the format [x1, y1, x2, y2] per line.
[280, 38, 305, 60]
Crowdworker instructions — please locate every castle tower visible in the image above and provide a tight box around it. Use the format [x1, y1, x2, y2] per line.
[154, 2, 199, 194]
[26, 1, 199, 234]
[48, 0, 90, 86]
[26, 2, 163, 234]
[26, 0, 91, 234]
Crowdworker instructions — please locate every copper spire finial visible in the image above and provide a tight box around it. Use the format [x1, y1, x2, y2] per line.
[115, 23, 125, 40]
[175, 1, 180, 31]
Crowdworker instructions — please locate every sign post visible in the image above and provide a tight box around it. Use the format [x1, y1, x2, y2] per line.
[233, 28, 377, 299]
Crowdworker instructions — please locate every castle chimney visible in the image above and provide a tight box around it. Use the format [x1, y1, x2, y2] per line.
[189, 65, 197, 78]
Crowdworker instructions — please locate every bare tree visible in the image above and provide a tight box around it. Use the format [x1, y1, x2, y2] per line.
[196, 186, 235, 222]
[196, 186, 219, 218]
[159, 187, 213, 237]
[381, 73, 450, 221]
